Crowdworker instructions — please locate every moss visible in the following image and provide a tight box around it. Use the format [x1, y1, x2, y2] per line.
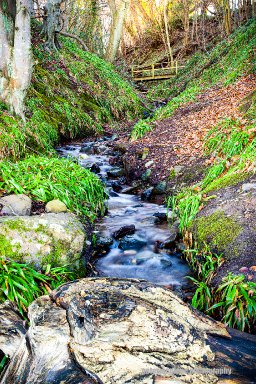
[194, 210, 242, 254]
[0, 234, 21, 258]
[2, 218, 29, 232]
[204, 171, 250, 193]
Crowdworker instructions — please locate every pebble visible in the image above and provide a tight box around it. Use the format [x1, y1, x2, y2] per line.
[241, 183, 256, 192]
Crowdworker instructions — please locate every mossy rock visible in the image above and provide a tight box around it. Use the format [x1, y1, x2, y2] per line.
[192, 177, 256, 285]
[0, 213, 86, 270]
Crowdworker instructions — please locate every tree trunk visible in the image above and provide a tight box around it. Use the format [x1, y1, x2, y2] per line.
[164, 0, 174, 66]
[0, 0, 32, 118]
[43, 0, 63, 51]
[105, 0, 130, 62]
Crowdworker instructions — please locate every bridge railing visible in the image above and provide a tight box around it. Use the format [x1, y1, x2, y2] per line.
[131, 61, 185, 81]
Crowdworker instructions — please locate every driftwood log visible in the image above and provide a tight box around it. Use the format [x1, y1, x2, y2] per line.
[0, 278, 255, 383]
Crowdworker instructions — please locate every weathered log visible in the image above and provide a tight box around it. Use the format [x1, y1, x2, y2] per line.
[0, 278, 255, 383]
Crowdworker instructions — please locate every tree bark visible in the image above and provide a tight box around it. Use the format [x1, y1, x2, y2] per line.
[43, 0, 63, 51]
[105, 0, 130, 62]
[0, 0, 32, 118]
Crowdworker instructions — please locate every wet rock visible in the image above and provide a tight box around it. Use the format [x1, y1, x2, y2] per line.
[80, 143, 94, 154]
[153, 181, 167, 195]
[108, 190, 119, 197]
[141, 169, 151, 181]
[45, 199, 67, 213]
[0, 278, 235, 384]
[141, 187, 154, 201]
[0, 213, 85, 268]
[176, 242, 186, 251]
[110, 180, 122, 192]
[162, 222, 180, 248]
[0, 194, 32, 216]
[93, 144, 109, 155]
[90, 163, 101, 174]
[153, 212, 167, 224]
[95, 236, 113, 252]
[107, 167, 125, 178]
[78, 152, 90, 160]
[109, 156, 119, 166]
[64, 145, 77, 151]
[122, 183, 141, 194]
[119, 235, 147, 250]
[125, 207, 138, 214]
[113, 224, 136, 239]
[0, 301, 26, 358]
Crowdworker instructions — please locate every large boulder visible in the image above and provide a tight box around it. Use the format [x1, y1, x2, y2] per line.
[192, 177, 256, 285]
[0, 213, 86, 268]
[0, 194, 32, 216]
[0, 278, 235, 384]
[1, 278, 256, 383]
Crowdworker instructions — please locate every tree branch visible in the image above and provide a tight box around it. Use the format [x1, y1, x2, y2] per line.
[58, 31, 88, 51]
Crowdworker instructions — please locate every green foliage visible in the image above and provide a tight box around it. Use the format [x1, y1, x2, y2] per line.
[0, 258, 77, 317]
[185, 243, 223, 284]
[211, 273, 256, 332]
[170, 191, 202, 231]
[186, 247, 255, 331]
[189, 278, 213, 312]
[0, 156, 106, 220]
[131, 119, 152, 140]
[1, 35, 142, 160]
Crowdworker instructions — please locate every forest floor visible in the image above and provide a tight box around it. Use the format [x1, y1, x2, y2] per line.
[112, 74, 256, 187]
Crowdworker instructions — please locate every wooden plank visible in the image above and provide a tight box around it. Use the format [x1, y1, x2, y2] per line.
[133, 74, 175, 81]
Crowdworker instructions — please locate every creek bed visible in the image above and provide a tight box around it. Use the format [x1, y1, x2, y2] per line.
[57, 139, 191, 289]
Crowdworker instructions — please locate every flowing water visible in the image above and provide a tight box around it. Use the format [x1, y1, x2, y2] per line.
[57, 139, 191, 289]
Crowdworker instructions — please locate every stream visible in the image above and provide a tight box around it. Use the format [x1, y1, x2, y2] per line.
[57, 138, 191, 290]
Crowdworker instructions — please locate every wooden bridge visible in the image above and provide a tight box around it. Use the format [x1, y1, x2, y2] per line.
[131, 61, 185, 81]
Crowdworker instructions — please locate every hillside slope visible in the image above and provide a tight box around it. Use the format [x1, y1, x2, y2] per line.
[0, 35, 143, 161]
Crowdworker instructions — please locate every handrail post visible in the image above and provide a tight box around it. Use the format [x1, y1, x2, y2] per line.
[175, 60, 178, 75]
[152, 64, 155, 79]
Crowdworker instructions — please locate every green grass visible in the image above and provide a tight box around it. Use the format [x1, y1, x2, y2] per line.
[0, 156, 106, 220]
[0, 258, 78, 317]
[131, 119, 152, 140]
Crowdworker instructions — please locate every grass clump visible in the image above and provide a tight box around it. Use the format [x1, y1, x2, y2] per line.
[0, 258, 77, 317]
[131, 119, 152, 140]
[184, 244, 255, 332]
[189, 270, 256, 332]
[0, 156, 106, 220]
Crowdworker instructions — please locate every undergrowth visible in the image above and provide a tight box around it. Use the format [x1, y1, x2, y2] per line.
[0, 156, 106, 220]
[171, 117, 256, 232]
[0, 33, 142, 161]
[0, 258, 77, 317]
[131, 19, 256, 140]
[185, 245, 256, 332]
